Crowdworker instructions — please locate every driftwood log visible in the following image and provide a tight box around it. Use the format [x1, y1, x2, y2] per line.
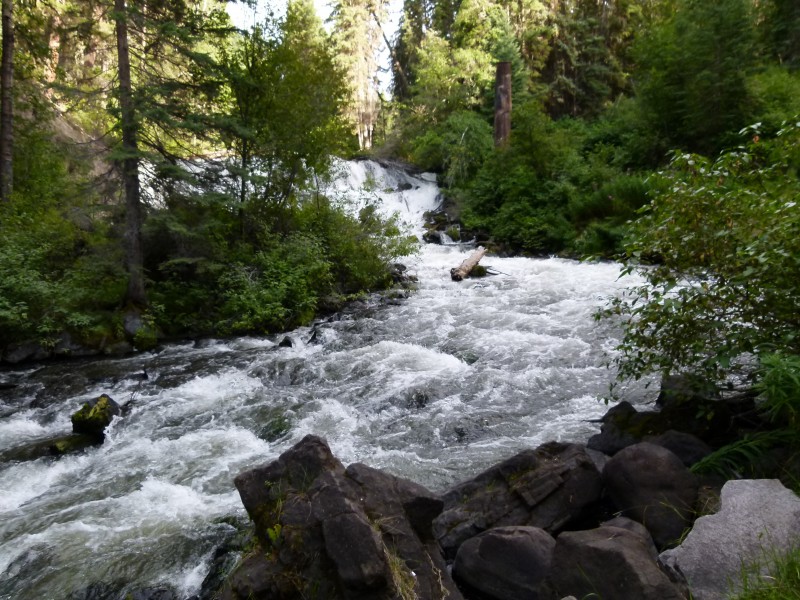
[450, 246, 486, 281]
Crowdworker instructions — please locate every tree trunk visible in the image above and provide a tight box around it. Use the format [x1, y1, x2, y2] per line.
[0, 0, 14, 201]
[493, 61, 512, 148]
[450, 246, 487, 281]
[115, 0, 147, 305]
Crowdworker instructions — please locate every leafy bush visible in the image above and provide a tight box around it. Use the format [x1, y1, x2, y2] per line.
[602, 122, 800, 382]
[0, 128, 126, 347]
[746, 66, 800, 134]
[411, 110, 493, 187]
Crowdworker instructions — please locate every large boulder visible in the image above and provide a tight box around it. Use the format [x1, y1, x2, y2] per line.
[602, 442, 699, 549]
[660, 479, 800, 600]
[588, 377, 759, 456]
[433, 442, 603, 559]
[547, 519, 685, 600]
[644, 430, 713, 468]
[222, 435, 461, 600]
[452, 526, 555, 600]
[70, 394, 121, 438]
[587, 401, 657, 455]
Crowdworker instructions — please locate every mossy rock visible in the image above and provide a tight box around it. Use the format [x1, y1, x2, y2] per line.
[445, 226, 461, 241]
[71, 394, 121, 438]
[0, 433, 101, 462]
[469, 265, 488, 277]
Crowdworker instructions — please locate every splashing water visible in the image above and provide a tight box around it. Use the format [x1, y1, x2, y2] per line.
[0, 160, 655, 599]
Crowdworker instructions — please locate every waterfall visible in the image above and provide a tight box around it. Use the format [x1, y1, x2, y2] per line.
[0, 160, 655, 599]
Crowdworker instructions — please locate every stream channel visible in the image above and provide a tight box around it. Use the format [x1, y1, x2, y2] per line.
[0, 160, 656, 599]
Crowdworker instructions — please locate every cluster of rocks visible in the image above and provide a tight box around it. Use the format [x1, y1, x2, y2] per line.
[216, 377, 800, 600]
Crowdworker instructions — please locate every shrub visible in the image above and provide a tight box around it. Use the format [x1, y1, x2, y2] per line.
[601, 122, 800, 383]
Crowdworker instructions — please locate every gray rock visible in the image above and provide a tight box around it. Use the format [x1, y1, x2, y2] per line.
[548, 522, 685, 600]
[453, 526, 555, 600]
[602, 442, 698, 548]
[659, 479, 800, 600]
[434, 442, 603, 558]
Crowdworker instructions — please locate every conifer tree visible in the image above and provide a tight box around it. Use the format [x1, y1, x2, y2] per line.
[330, 0, 387, 150]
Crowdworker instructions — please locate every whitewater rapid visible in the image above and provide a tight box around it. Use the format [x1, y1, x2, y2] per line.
[0, 160, 654, 599]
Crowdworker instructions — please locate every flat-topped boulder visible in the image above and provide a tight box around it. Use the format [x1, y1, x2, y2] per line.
[433, 442, 603, 559]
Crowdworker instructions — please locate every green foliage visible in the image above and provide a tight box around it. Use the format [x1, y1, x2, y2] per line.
[731, 545, 800, 600]
[0, 123, 126, 347]
[602, 123, 800, 382]
[411, 110, 493, 187]
[756, 353, 800, 430]
[218, 234, 332, 333]
[690, 430, 800, 479]
[746, 67, 800, 134]
[634, 0, 757, 154]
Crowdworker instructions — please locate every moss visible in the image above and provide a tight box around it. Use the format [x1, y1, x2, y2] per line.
[71, 394, 119, 437]
[51, 434, 101, 455]
[468, 264, 488, 277]
[445, 226, 461, 241]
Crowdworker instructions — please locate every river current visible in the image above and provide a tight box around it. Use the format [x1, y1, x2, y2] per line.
[0, 160, 655, 599]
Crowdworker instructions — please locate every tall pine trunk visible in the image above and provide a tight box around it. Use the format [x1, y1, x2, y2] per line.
[114, 0, 146, 305]
[0, 0, 13, 201]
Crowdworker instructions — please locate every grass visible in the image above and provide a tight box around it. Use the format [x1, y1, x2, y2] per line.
[730, 546, 800, 599]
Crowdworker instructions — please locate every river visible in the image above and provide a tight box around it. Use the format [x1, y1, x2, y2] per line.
[0, 160, 655, 599]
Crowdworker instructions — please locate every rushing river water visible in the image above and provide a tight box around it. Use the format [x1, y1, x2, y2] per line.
[0, 161, 655, 599]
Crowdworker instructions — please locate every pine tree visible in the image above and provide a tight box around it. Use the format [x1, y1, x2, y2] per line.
[330, 0, 387, 150]
[0, 0, 13, 201]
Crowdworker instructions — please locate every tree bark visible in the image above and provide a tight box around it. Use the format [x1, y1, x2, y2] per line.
[0, 0, 14, 201]
[493, 61, 512, 148]
[450, 246, 487, 281]
[115, 0, 147, 305]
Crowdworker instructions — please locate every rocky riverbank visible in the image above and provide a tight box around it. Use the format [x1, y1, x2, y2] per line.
[211, 376, 800, 600]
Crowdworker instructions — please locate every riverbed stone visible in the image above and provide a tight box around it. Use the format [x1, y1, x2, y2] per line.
[453, 526, 555, 600]
[0, 433, 102, 463]
[70, 394, 121, 438]
[433, 442, 603, 559]
[645, 430, 713, 467]
[602, 442, 698, 549]
[547, 521, 685, 600]
[223, 434, 462, 600]
[659, 479, 800, 600]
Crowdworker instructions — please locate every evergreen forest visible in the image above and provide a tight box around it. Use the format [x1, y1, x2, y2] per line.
[1, 0, 799, 398]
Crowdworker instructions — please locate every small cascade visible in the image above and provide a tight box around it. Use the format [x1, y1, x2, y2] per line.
[0, 160, 656, 600]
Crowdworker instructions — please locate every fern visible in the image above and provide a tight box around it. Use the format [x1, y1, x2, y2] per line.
[691, 430, 800, 479]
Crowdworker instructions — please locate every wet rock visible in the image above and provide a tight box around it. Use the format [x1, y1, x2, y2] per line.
[277, 336, 293, 348]
[433, 442, 603, 559]
[223, 435, 461, 600]
[587, 401, 658, 455]
[453, 526, 555, 600]
[645, 430, 713, 467]
[547, 521, 685, 600]
[423, 229, 443, 244]
[71, 394, 121, 438]
[602, 442, 698, 549]
[3, 340, 51, 364]
[0, 432, 103, 463]
[660, 479, 800, 600]
[67, 582, 117, 600]
[127, 588, 178, 600]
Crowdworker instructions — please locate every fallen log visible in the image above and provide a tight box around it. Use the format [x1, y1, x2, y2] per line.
[450, 246, 486, 281]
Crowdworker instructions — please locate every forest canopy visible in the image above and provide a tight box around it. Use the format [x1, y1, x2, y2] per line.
[0, 0, 798, 368]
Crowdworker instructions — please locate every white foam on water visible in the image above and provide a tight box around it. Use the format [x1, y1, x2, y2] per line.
[0, 411, 66, 451]
[0, 160, 659, 599]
